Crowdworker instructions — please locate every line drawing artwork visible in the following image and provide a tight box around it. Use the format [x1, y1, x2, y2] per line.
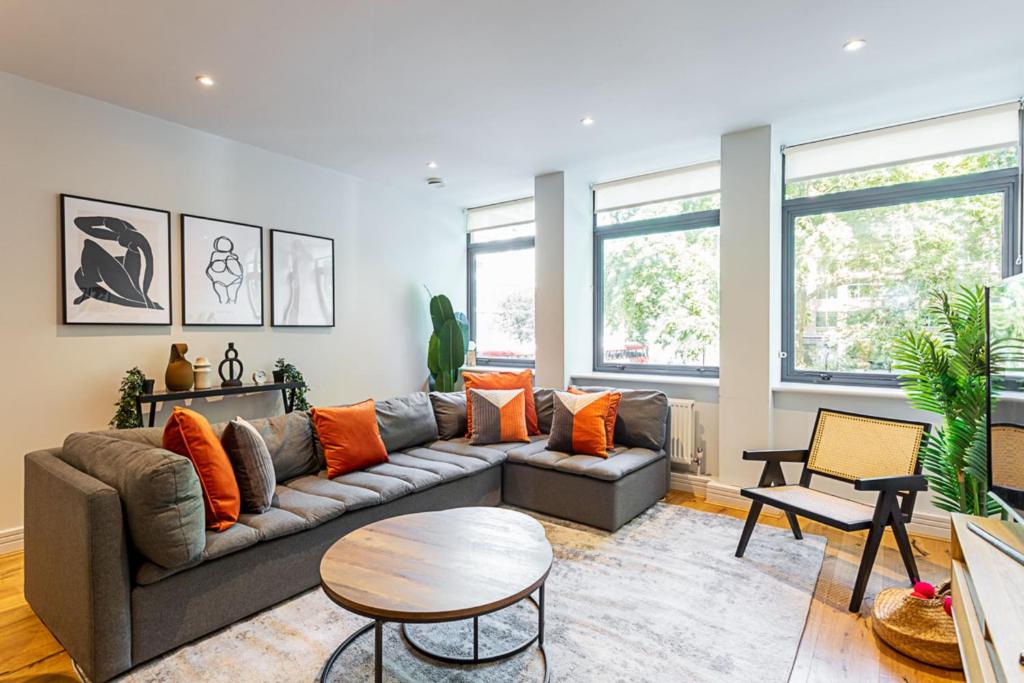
[206, 235, 243, 304]
[72, 216, 164, 309]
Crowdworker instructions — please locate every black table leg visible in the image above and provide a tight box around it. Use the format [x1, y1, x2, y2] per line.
[473, 615, 479, 661]
[374, 620, 383, 683]
[148, 402, 157, 427]
[539, 583, 545, 647]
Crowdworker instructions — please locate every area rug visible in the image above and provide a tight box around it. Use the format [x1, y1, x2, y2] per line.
[107, 504, 826, 682]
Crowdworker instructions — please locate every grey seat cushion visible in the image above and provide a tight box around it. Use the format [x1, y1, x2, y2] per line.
[364, 461, 443, 491]
[61, 432, 205, 569]
[429, 391, 467, 439]
[569, 387, 669, 450]
[284, 474, 383, 511]
[272, 486, 346, 526]
[399, 447, 493, 475]
[553, 448, 665, 481]
[329, 470, 415, 502]
[376, 392, 439, 451]
[508, 437, 664, 481]
[136, 523, 261, 585]
[238, 507, 308, 542]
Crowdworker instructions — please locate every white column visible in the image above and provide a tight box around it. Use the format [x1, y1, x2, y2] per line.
[717, 126, 782, 486]
[534, 171, 592, 388]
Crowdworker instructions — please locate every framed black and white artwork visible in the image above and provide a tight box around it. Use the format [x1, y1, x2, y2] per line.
[270, 229, 335, 327]
[61, 194, 172, 325]
[181, 214, 264, 326]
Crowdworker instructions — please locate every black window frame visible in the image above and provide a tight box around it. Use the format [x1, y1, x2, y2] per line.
[466, 233, 536, 368]
[593, 207, 722, 377]
[782, 166, 1021, 387]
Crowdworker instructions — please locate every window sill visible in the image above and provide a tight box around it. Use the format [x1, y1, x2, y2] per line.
[462, 365, 534, 374]
[572, 371, 719, 388]
[772, 382, 909, 400]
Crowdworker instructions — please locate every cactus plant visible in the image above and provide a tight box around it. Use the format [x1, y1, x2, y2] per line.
[425, 292, 468, 392]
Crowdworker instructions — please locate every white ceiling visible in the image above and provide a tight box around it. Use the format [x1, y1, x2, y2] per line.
[1, 1, 1022, 207]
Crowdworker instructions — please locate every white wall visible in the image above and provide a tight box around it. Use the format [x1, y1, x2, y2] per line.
[0, 71, 464, 537]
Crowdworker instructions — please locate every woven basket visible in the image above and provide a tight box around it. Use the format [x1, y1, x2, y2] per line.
[871, 581, 961, 670]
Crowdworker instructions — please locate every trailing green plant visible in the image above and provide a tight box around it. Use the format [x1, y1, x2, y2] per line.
[275, 358, 310, 411]
[424, 290, 468, 392]
[892, 286, 1009, 515]
[110, 367, 146, 429]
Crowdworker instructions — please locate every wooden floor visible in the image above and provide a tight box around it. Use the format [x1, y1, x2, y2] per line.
[0, 493, 964, 682]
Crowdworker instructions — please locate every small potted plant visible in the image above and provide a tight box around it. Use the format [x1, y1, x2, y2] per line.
[110, 367, 146, 429]
[274, 358, 310, 411]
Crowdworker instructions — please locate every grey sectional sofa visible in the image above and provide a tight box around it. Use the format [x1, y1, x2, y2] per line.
[23, 387, 669, 682]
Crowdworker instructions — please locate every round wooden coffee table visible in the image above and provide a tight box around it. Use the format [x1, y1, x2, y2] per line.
[318, 506, 553, 682]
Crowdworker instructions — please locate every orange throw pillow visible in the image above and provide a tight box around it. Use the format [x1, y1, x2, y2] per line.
[163, 407, 240, 532]
[311, 400, 389, 478]
[569, 387, 620, 448]
[548, 390, 613, 457]
[463, 370, 539, 436]
[468, 389, 530, 445]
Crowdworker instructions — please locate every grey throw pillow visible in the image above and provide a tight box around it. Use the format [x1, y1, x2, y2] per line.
[221, 417, 277, 514]
[429, 391, 467, 439]
[376, 392, 439, 451]
[533, 388, 555, 434]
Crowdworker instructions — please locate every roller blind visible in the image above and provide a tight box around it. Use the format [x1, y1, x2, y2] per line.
[593, 161, 720, 213]
[466, 197, 534, 232]
[784, 102, 1021, 183]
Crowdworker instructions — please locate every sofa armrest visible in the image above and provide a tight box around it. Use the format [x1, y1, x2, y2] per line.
[24, 449, 132, 682]
[742, 449, 808, 463]
[854, 474, 928, 492]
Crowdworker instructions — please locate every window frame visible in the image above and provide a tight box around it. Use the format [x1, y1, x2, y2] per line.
[593, 207, 722, 377]
[781, 166, 1021, 387]
[466, 233, 536, 368]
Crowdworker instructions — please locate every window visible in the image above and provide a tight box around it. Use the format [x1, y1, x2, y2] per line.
[783, 103, 1022, 385]
[467, 198, 535, 365]
[594, 162, 721, 375]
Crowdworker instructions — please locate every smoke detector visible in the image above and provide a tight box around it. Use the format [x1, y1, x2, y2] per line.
[426, 177, 445, 188]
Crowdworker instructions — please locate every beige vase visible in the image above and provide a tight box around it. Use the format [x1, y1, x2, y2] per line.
[165, 343, 194, 391]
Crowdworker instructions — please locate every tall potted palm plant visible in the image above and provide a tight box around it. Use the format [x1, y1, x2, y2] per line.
[892, 286, 1003, 515]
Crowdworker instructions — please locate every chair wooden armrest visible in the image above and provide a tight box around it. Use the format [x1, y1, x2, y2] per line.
[742, 449, 808, 463]
[854, 474, 928, 492]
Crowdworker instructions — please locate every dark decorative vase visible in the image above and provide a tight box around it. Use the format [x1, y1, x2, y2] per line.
[165, 344, 194, 391]
[219, 343, 244, 388]
[141, 378, 156, 394]
[272, 369, 286, 383]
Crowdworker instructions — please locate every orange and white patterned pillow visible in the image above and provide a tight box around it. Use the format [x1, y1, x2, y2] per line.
[468, 388, 530, 445]
[547, 390, 613, 457]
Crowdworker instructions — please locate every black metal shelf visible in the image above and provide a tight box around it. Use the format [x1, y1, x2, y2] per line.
[135, 381, 305, 427]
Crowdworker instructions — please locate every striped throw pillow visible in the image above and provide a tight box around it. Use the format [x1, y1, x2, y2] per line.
[468, 388, 530, 445]
[547, 390, 613, 457]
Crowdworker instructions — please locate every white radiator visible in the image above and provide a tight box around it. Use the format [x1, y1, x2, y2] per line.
[668, 398, 697, 465]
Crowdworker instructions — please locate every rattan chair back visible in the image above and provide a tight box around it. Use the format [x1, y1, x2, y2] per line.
[991, 423, 1024, 489]
[807, 410, 926, 482]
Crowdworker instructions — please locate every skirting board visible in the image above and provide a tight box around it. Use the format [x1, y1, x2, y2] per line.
[670, 475, 951, 540]
[0, 526, 23, 555]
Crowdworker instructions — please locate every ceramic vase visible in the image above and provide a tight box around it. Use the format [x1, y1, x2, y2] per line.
[193, 356, 212, 390]
[165, 343, 194, 391]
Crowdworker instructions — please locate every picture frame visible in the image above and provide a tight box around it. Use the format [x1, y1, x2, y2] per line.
[60, 194, 172, 325]
[181, 214, 264, 326]
[270, 229, 335, 327]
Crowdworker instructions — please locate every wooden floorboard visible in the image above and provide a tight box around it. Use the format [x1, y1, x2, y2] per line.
[0, 493, 964, 682]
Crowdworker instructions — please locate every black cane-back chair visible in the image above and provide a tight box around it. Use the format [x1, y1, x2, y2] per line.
[734, 409, 931, 612]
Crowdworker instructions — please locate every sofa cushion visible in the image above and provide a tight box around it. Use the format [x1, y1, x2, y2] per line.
[162, 407, 241, 532]
[376, 392, 439, 451]
[463, 370, 539, 435]
[284, 474, 383, 511]
[419, 438, 509, 465]
[397, 447, 494, 475]
[136, 523, 261, 585]
[548, 390, 614, 457]
[329, 469, 415, 502]
[221, 417, 277, 514]
[237, 507, 308, 542]
[506, 438, 573, 469]
[386, 451, 472, 481]
[272, 486, 346, 526]
[569, 387, 669, 450]
[534, 388, 555, 434]
[468, 388, 530, 445]
[364, 461, 443, 491]
[248, 412, 320, 483]
[61, 432, 205, 569]
[553, 447, 665, 481]
[429, 391, 467, 440]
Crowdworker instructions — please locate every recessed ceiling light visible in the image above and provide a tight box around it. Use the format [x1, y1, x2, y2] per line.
[195, 74, 215, 87]
[426, 161, 438, 169]
[580, 116, 595, 126]
[843, 38, 867, 52]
